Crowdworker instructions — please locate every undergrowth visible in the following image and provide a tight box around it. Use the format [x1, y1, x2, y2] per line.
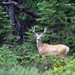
[0, 44, 75, 75]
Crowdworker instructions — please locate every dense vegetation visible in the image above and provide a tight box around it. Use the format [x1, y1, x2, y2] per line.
[0, 0, 75, 75]
[0, 6, 11, 44]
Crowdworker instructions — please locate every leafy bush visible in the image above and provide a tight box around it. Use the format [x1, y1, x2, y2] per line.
[12, 42, 37, 55]
[0, 45, 18, 68]
[51, 57, 75, 75]
[0, 56, 75, 75]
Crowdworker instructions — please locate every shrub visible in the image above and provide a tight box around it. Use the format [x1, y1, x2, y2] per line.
[0, 45, 17, 68]
[0, 57, 75, 75]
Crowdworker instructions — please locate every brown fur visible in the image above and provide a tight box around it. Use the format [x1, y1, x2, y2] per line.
[38, 44, 69, 57]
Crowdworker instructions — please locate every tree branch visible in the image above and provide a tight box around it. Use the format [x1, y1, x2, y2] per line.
[2, 1, 40, 18]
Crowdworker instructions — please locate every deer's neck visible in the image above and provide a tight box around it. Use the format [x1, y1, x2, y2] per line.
[36, 40, 42, 48]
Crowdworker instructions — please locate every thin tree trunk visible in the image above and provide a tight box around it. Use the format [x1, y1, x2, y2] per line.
[8, 0, 15, 33]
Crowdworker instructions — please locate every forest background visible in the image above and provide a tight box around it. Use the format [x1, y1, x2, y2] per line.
[0, 0, 75, 75]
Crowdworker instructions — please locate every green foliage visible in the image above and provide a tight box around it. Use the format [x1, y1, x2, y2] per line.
[0, 45, 17, 68]
[12, 42, 37, 54]
[18, 0, 43, 20]
[51, 57, 75, 75]
[0, 43, 75, 75]
[37, 0, 75, 54]
[11, 42, 39, 67]
[0, 55, 75, 75]
[0, 6, 11, 44]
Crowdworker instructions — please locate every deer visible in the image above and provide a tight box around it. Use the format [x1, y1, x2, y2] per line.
[32, 27, 69, 57]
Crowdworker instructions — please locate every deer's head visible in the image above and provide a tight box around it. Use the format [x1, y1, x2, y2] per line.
[32, 27, 47, 43]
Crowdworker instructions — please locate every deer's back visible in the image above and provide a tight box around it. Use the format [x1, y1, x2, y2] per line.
[38, 44, 68, 56]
